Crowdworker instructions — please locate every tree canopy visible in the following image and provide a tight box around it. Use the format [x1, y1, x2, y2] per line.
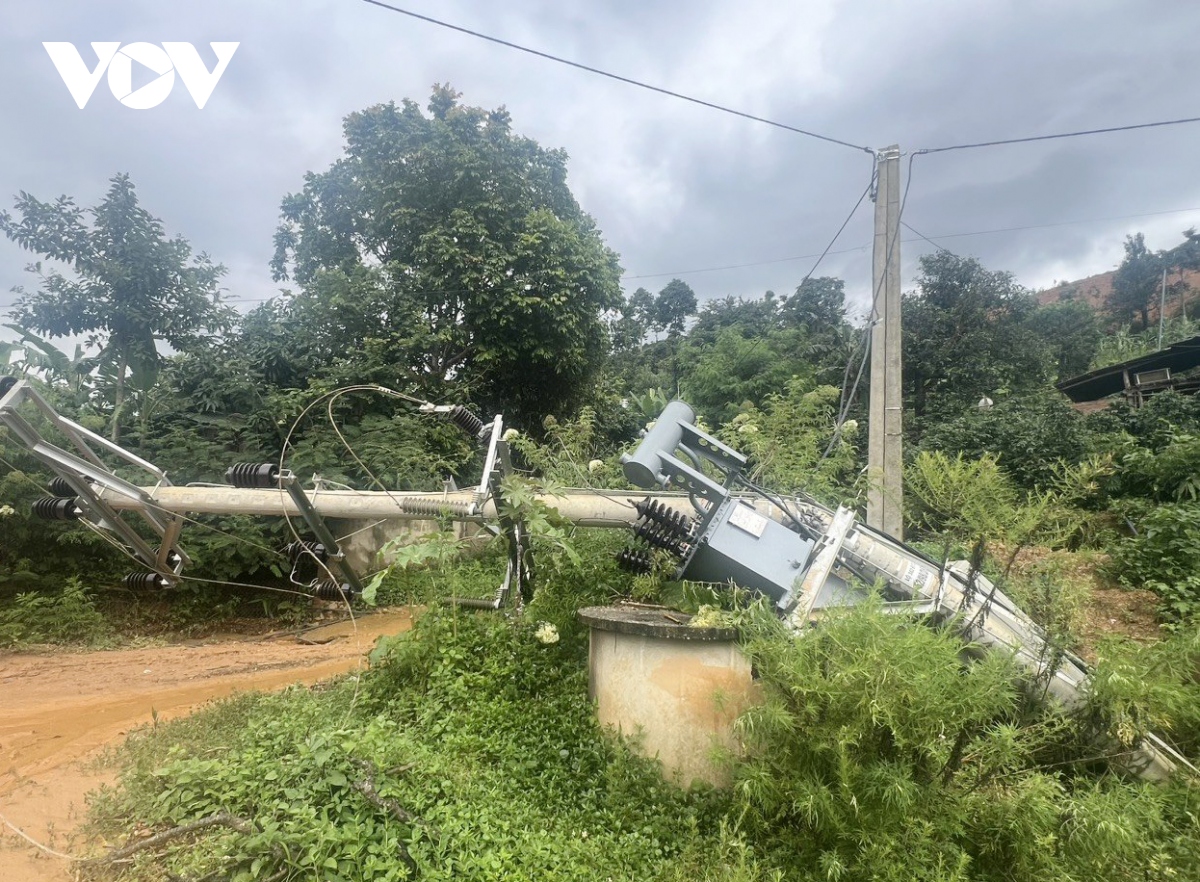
[902, 252, 1046, 425]
[269, 85, 622, 425]
[0, 173, 230, 440]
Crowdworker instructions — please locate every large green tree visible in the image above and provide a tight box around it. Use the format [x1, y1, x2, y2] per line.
[270, 85, 622, 425]
[902, 253, 1046, 426]
[1107, 233, 1164, 329]
[0, 174, 230, 441]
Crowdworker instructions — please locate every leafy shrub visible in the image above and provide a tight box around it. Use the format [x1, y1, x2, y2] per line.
[917, 394, 1091, 490]
[0, 576, 110, 646]
[716, 379, 860, 504]
[1109, 502, 1200, 621]
[1108, 432, 1200, 503]
[731, 601, 1200, 881]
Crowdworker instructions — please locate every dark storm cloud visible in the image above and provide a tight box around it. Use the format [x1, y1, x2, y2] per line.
[2, 0, 1199, 330]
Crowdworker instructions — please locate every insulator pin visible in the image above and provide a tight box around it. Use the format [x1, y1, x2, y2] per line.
[32, 496, 80, 520]
[225, 462, 280, 488]
[123, 571, 172, 590]
[633, 497, 695, 538]
[313, 581, 359, 602]
[447, 405, 486, 439]
[47, 477, 78, 497]
[615, 548, 653, 575]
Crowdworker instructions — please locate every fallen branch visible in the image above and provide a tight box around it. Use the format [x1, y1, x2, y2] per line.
[84, 812, 255, 865]
[351, 758, 422, 876]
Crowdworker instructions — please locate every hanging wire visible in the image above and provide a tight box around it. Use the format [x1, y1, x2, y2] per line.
[918, 114, 1200, 155]
[355, 0, 873, 154]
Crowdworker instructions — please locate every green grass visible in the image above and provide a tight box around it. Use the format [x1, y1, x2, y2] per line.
[83, 568, 1200, 882]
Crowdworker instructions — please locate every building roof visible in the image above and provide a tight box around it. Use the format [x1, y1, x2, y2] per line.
[1055, 334, 1200, 402]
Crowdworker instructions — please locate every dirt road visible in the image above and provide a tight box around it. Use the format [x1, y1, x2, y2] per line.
[0, 608, 415, 881]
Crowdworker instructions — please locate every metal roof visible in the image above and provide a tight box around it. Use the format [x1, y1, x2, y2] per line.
[1055, 334, 1200, 402]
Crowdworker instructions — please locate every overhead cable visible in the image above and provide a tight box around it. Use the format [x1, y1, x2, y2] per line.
[794, 158, 877, 288]
[900, 220, 958, 257]
[356, 0, 873, 154]
[920, 114, 1200, 155]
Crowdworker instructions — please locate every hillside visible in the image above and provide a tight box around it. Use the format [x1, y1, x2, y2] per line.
[1039, 265, 1200, 317]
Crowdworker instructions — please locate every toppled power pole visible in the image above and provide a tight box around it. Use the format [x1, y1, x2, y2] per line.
[867, 145, 903, 539]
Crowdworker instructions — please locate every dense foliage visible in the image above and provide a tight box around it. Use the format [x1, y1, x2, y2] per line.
[87, 595, 1200, 881]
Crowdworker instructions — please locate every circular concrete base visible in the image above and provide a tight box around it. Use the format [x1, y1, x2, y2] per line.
[579, 605, 760, 788]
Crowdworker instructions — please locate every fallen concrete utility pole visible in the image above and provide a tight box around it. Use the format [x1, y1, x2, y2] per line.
[99, 485, 668, 526]
[3, 378, 1194, 783]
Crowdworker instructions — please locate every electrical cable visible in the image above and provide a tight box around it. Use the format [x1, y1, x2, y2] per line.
[919, 114, 1200, 155]
[0, 811, 86, 862]
[900, 220, 958, 257]
[622, 244, 869, 280]
[356, 0, 873, 154]
[793, 158, 877, 290]
[75, 519, 314, 599]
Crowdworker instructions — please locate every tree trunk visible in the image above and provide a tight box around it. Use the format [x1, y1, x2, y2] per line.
[110, 349, 127, 444]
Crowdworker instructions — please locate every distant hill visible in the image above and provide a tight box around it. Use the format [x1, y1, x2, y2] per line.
[1038, 266, 1200, 319]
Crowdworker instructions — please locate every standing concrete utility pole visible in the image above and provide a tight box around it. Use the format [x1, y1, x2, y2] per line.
[867, 145, 903, 539]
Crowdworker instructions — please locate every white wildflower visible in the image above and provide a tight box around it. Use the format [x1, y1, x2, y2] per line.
[535, 622, 560, 645]
[588, 459, 604, 473]
[0, 504, 14, 518]
[503, 428, 520, 442]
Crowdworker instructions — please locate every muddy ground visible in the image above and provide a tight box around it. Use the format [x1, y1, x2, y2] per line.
[0, 608, 415, 882]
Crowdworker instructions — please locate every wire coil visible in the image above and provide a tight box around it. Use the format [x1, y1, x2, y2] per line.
[632, 519, 689, 556]
[47, 476, 78, 497]
[632, 497, 695, 538]
[312, 581, 358, 602]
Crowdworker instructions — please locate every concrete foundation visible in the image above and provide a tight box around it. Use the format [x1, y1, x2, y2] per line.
[579, 605, 760, 788]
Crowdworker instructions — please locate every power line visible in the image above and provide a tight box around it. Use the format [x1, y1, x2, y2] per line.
[901, 206, 1200, 242]
[900, 220, 958, 257]
[920, 114, 1200, 155]
[355, 0, 873, 155]
[793, 159, 876, 289]
[623, 245, 868, 280]
[622, 205, 1200, 280]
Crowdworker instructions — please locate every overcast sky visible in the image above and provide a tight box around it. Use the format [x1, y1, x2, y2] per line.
[2, 0, 1198, 329]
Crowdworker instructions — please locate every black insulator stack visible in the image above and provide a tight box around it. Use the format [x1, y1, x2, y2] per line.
[123, 571, 171, 590]
[313, 581, 359, 602]
[632, 519, 689, 556]
[47, 476, 77, 497]
[225, 462, 280, 489]
[632, 497, 695, 538]
[615, 548, 653, 575]
[286, 540, 327, 563]
[31, 496, 80, 521]
[447, 405, 486, 439]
